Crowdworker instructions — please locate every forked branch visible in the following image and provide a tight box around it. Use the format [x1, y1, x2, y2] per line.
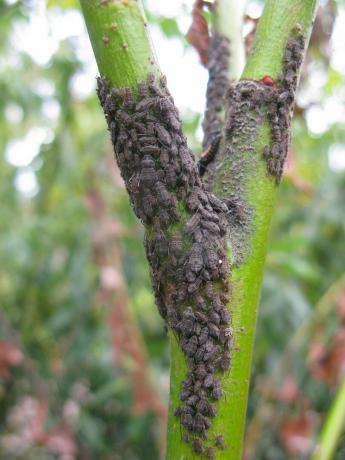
[79, 0, 318, 458]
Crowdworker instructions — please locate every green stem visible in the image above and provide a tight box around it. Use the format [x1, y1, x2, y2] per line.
[79, 0, 159, 88]
[215, 0, 247, 80]
[312, 376, 345, 460]
[201, 1, 317, 459]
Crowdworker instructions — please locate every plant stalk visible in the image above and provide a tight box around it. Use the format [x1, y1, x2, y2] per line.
[79, 1, 318, 459]
[187, 1, 318, 458]
[214, 0, 247, 80]
[312, 376, 345, 460]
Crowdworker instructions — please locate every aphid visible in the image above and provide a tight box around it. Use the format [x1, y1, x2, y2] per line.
[135, 97, 156, 112]
[208, 194, 228, 212]
[194, 322, 201, 336]
[140, 167, 157, 187]
[182, 399, 195, 414]
[208, 403, 217, 417]
[218, 354, 231, 372]
[182, 336, 198, 357]
[203, 374, 214, 389]
[140, 145, 160, 155]
[188, 243, 204, 274]
[165, 166, 177, 187]
[215, 434, 226, 450]
[206, 447, 215, 459]
[159, 149, 170, 167]
[103, 93, 116, 114]
[180, 389, 192, 401]
[123, 144, 132, 162]
[196, 399, 209, 415]
[169, 233, 183, 257]
[201, 208, 219, 222]
[192, 439, 203, 454]
[160, 74, 167, 87]
[142, 194, 155, 217]
[219, 308, 230, 324]
[116, 109, 132, 126]
[159, 209, 171, 227]
[211, 381, 222, 400]
[194, 345, 206, 363]
[138, 80, 150, 98]
[194, 413, 207, 434]
[170, 142, 179, 158]
[186, 271, 197, 283]
[155, 181, 171, 205]
[134, 121, 148, 134]
[195, 312, 208, 324]
[219, 260, 230, 278]
[204, 248, 220, 271]
[194, 228, 203, 243]
[155, 124, 172, 145]
[179, 314, 195, 338]
[204, 282, 214, 299]
[186, 394, 198, 407]
[208, 323, 220, 339]
[198, 327, 209, 345]
[201, 220, 221, 234]
[200, 270, 210, 283]
[187, 278, 202, 294]
[186, 189, 200, 212]
[204, 344, 220, 362]
[155, 232, 168, 258]
[194, 364, 207, 379]
[181, 413, 194, 430]
[141, 154, 155, 168]
[183, 213, 200, 234]
[139, 135, 157, 146]
[182, 432, 189, 443]
[166, 112, 181, 131]
[195, 295, 206, 310]
[203, 416, 211, 429]
[129, 129, 138, 144]
[169, 205, 181, 221]
[174, 406, 181, 416]
[148, 79, 166, 97]
[146, 121, 155, 136]
[156, 170, 165, 182]
[122, 88, 135, 109]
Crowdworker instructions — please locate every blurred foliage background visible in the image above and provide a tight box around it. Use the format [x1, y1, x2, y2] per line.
[0, 0, 344, 459]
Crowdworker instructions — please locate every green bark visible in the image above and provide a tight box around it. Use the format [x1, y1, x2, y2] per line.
[79, 0, 159, 88]
[214, 0, 246, 80]
[79, 0, 318, 459]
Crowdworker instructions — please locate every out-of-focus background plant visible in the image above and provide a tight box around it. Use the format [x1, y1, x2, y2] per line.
[0, 0, 344, 459]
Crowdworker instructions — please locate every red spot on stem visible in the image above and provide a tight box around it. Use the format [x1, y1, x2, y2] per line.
[261, 75, 274, 86]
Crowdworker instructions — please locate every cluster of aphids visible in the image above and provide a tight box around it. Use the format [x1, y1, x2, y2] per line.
[199, 31, 230, 179]
[97, 74, 232, 455]
[225, 31, 305, 184]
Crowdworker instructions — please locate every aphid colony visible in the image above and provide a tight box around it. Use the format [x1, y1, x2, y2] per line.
[97, 74, 232, 455]
[224, 31, 306, 184]
[199, 31, 230, 180]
